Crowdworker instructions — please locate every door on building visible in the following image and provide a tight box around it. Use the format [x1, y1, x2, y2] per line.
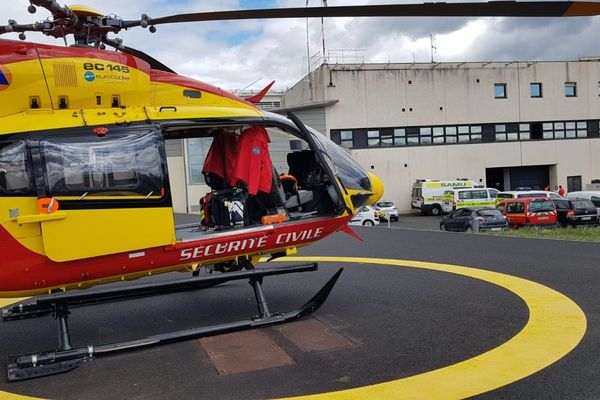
[509, 166, 549, 190]
[567, 176, 582, 193]
[486, 168, 504, 191]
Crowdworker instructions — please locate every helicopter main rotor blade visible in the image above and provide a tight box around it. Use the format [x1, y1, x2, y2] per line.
[148, 1, 600, 25]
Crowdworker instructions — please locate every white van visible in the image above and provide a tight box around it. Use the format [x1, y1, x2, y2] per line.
[453, 188, 499, 210]
[496, 190, 562, 204]
[566, 191, 600, 211]
[411, 179, 479, 216]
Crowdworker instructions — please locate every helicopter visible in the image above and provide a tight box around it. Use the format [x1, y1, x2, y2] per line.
[0, 0, 598, 382]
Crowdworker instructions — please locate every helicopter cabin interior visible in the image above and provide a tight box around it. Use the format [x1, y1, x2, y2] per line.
[164, 123, 343, 242]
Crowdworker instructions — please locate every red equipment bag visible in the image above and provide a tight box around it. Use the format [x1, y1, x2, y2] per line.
[200, 192, 215, 228]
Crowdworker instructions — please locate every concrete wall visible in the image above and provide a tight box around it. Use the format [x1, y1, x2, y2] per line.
[291, 107, 326, 136]
[353, 138, 600, 214]
[282, 61, 600, 132]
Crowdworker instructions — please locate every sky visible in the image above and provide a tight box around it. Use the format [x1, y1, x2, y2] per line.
[3, 0, 600, 92]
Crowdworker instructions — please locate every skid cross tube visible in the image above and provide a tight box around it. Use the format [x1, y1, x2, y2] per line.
[6, 264, 343, 382]
[2, 263, 318, 320]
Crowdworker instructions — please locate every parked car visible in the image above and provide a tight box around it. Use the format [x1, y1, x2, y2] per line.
[496, 197, 557, 228]
[566, 191, 600, 212]
[349, 206, 380, 226]
[373, 201, 399, 222]
[439, 207, 508, 232]
[551, 198, 599, 227]
[496, 190, 562, 204]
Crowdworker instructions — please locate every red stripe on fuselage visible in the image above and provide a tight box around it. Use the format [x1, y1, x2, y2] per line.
[0, 216, 349, 294]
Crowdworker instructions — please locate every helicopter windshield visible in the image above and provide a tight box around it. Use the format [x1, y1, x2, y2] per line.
[306, 126, 371, 192]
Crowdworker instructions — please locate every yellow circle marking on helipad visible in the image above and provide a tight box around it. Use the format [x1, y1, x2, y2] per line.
[0, 257, 586, 400]
[278, 256, 587, 400]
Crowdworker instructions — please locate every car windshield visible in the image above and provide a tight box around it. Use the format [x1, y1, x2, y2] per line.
[477, 209, 502, 218]
[378, 202, 394, 207]
[530, 200, 554, 212]
[571, 199, 594, 210]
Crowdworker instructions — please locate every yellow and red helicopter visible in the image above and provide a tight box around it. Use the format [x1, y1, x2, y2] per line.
[0, 0, 598, 381]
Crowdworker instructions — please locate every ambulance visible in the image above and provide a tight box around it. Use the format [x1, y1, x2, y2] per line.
[452, 187, 499, 210]
[411, 179, 479, 216]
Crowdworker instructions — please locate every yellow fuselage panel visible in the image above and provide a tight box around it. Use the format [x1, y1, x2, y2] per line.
[151, 81, 257, 108]
[41, 207, 176, 262]
[40, 57, 151, 109]
[0, 60, 52, 118]
[0, 197, 45, 255]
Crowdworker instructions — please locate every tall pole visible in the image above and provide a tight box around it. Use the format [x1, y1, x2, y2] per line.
[430, 34, 437, 63]
[306, 0, 313, 100]
[321, 0, 328, 64]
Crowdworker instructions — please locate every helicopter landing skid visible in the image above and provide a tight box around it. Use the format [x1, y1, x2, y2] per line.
[5, 263, 343, 382]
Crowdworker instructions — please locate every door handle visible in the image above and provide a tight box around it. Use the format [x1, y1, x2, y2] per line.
[12, 212, 67, 224]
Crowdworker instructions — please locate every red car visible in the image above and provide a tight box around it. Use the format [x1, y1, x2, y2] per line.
[496, 197, 557, 228]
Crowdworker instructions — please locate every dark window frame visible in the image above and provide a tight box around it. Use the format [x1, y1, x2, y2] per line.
[494, 83, 507, 99]
[530, 82, 543, 98]
[565, 82, 577, 97]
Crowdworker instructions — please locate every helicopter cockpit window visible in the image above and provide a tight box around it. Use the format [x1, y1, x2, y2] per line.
[42, 131, 165, 199]
[306, 127, 371, 192]
[0, 140, 33, 195]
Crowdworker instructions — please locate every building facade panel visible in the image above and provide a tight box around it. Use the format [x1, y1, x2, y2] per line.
[281, 60, 600, 213]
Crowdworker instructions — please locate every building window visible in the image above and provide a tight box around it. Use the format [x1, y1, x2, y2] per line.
[577, 121, 587, 137]
[530, 83, 542, 98]
[520, 124, 531, 140]
[340, 130, 353, 148]
[470, 126, 482, 142]
[367, 130, 380, 147]
[419, 127, 432, 145]
[432, 127, 444, 144]
[542, 120, 588, 140]
[393, 129, 406, 146]
[407, 135, 419, 146]
[494, 83, 507, 99]
[445, 126, 457, 143]
[565, 82, 577, 97]
[380, 132, 394, 147]
[495, 124, 506, 141]
[566, 122, 576, 138]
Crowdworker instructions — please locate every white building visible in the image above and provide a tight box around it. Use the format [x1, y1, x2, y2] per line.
[279, 60, 600, 213]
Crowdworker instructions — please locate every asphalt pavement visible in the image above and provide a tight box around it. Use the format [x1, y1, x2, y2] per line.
[1, 223, 599, 399]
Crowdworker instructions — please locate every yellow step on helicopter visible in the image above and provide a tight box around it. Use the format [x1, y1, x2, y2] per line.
[0, 0, 596, 381]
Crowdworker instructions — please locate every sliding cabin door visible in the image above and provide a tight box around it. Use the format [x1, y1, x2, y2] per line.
[35, 126, 175, 262]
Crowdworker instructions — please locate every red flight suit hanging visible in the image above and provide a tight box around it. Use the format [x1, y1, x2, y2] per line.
[233, 126, 272, 195]
[202, 131, 238, 186]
